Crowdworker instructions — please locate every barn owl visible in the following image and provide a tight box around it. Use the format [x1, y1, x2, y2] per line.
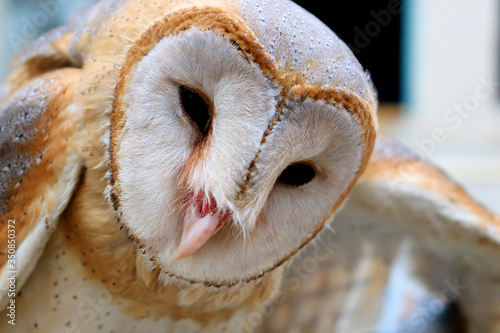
[0, 0, 499, 332]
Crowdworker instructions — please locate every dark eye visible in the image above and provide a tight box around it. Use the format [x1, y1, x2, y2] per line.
[179, 85, 211, 133]
[278, 163, 316, 187]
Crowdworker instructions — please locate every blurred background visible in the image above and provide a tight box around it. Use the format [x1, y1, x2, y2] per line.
[1, 0, 498, 215]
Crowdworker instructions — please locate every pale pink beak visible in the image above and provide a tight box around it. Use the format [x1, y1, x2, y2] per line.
[172, 194, 231, 260]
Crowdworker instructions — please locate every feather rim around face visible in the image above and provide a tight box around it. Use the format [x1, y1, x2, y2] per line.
[108, 6, 377, 287]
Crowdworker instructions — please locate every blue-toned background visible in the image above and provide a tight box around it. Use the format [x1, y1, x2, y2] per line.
[0, 0, 98, 80]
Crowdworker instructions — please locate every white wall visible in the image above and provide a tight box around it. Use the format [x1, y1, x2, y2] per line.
[395, 0, 500, 212]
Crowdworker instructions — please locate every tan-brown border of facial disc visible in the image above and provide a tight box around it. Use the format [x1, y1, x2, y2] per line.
[109, 6, 377, 287]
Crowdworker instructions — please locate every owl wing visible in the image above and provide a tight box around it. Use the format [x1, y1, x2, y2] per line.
[341, 136, 500, 275]
[259, 137, 500, 333]
[0, 67, 83, 308]
[0, 0, 118, 306]
[337, 137, 500, 332]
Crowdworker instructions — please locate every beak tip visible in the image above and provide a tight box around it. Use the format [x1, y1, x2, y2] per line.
[173, 209, 222, 261]
[171, 249, 187, 261]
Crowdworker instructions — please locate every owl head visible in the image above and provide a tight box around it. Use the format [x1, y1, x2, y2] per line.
[105, 1, 377, 286]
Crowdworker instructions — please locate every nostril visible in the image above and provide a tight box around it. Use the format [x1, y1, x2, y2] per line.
[190, 192, 217, 217]
[188, 192, 232, 224]
[278, 163, 316, 187]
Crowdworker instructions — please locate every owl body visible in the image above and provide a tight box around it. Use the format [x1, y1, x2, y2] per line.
[0, 0, 374, 331]
[0, 227, 262, 332]
[1, 0, 500, 332]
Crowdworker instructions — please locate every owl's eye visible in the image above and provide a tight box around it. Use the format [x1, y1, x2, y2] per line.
[278, 163, 316, 187]
[179, 85, 211, 133]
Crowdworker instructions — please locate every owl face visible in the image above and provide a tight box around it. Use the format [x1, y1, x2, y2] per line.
[108, 7, 375, 286]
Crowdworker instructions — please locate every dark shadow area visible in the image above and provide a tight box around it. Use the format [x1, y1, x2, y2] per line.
[292, 0, 402, 103]
[423, 301, 468, 333]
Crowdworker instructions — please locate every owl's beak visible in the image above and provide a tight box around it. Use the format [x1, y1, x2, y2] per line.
[172, 195, 231, 260]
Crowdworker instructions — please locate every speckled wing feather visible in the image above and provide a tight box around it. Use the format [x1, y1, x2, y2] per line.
[0, 1, 127, 305]
[259, 137, 500, 333]
[0, 68, 83, 308]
